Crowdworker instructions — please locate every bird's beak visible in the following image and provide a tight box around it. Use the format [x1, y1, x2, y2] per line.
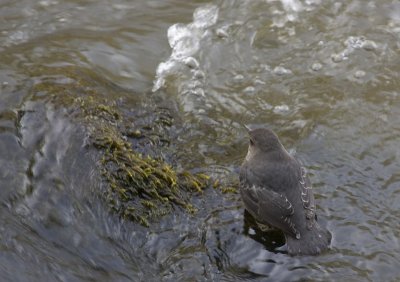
[243, 124, 251, 133]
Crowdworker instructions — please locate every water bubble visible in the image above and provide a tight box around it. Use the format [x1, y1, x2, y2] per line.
[260, 102, 273, 111]
[182, 57, 199, 69]
[254, 79, 266, 85]
[354, 70, 366, 78]
[112, 4, 132, 10]
[243, 86, 255, 95]
[273, 105, 290, 114]
[311, 62, 322, 71]
[273, 66, 292, 75]
[345, 36, 377, 52]
[39, 0, 49, 7]
[216, 28, 229, 38]
[233, 74, 244, 82]
[345, 36, 365, 49]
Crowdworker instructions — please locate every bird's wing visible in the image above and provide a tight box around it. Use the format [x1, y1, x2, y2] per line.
[240, 182, 300, 238]
[240, 159, 318, 237]
[257, 186, 300, 238]
[298, 166, 317, 230]
[247, 156, 317, 227]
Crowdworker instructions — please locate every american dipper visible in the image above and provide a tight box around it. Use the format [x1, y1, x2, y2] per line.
[240, 127, 331, 255]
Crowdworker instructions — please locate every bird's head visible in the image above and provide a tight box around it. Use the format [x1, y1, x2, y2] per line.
[244, 127, 285, 161]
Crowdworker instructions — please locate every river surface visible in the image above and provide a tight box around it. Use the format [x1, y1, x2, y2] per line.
[1, 0, 400, 281]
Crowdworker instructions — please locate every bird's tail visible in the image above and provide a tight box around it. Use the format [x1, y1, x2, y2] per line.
[286, 223, 331, 256]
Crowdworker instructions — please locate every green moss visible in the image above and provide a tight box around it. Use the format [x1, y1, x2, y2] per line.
[220, 186, 238, 194]
[86, 100, 214, 226]
[69, 83, 210, 225]
[92, 115, 210, 226]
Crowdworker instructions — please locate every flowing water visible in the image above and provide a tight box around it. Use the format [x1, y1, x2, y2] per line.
[1, 0, 400, 281]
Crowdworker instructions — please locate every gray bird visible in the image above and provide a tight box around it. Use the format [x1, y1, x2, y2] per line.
[240, 127, 331, 255]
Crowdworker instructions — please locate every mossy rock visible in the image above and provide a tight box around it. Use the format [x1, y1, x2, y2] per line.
[28, 66, 214, 226]
[84, 98, 213, 226]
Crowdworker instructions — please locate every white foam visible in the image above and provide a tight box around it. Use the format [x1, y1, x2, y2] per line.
[192, 4, 219, 29]
[167, 23, 193, 49]
[331, 36, 378, 64]
[270, 0, 305, 27]
[152, 5, 219, 93]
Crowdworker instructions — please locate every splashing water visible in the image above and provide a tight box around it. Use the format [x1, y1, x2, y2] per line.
[152, 4, 219, 96]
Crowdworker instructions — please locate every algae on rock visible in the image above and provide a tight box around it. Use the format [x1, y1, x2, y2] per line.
[28, 66, 211, 226]
[87, 102, 211, 226]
